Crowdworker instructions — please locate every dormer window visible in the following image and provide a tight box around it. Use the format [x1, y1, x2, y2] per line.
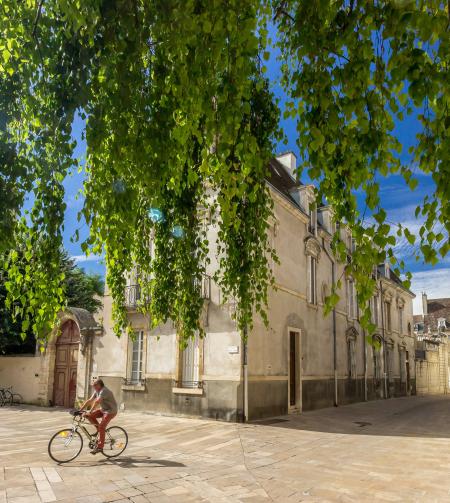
[438, 318, 447, 331]
[309, 207, 317, 235]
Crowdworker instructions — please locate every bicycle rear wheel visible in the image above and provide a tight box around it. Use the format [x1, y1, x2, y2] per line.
[2, 390, 13, 406]
[48, 429, 83, 463]
[102, 426, 128, 458]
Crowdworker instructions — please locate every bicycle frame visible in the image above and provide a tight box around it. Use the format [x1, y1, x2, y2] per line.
[72, 415, 97, 443]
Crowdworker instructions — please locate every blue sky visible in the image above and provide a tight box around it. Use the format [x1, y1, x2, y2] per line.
[63, 45, 449, 315]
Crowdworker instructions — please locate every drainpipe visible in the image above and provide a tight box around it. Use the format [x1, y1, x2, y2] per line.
[332, 262, 338, 407]
[379, 281, 389, 399]
[363, 328, 368, 401]
[322, 239, 338, 407]
[242, 327, 248, 422]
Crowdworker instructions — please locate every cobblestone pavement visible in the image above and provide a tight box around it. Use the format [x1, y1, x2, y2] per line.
[1, 395, 450, 502]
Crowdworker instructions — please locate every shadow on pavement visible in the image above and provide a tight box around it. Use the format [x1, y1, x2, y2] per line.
[62, 456, 186, 468]
[250, 395, 450, 438]
[103, 456, 186, 468]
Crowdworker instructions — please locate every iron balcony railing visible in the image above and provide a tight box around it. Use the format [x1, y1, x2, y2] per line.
[125, 275, 210, 308]
[122, 377, 146, 386]
[124, 284, 141, 308]
[173, 379, 203, 389]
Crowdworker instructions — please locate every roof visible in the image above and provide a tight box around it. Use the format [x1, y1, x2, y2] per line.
[377, 264, 414, 297]
[66, 307, 100, 332]
[421, 297, 450, 334]
[266, 158, 303, 208]
[427, 298, 450, 314]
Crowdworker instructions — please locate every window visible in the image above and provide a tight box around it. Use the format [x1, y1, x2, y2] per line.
[386, 342, 394, 384]
[399, 347, 406, 383]
[308, 207, 317, 235]
[398, 306, 404, 334]
[180, 333, 202, 388]
[130, 331, 144, 383]
[438, 318, 446, 331]
[385, 301, 392, 331]
[307, 256, 317, 305]
[415, 322, 424, 333]
[371, 295, 379, 326]
[372, 336, 382, 381]
[346, 330, 357, 379]
[347, 279, 357, 319]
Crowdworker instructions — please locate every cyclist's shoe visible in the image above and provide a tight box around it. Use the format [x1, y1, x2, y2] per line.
[90, 447, 103, 455]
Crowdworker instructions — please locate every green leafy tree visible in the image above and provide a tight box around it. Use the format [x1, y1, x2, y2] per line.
[0, 1, 449, 343]
[60, 252, 104, 313]
[0, 251, 104, 354]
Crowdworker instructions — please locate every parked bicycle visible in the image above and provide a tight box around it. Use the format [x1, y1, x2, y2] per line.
[0, 386, 23, 406]
[0, 386, 13, 406]
[48, 410, 128, 463]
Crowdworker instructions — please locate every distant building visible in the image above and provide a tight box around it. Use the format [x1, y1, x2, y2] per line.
[414, 293, 450, 395]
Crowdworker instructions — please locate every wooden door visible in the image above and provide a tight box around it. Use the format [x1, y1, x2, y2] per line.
[54, 320, 80, 408]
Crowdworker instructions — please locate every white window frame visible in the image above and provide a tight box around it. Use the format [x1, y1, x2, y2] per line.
[385, 301, 392, 331]
[371, 295, 379, 326]
[129, 330, 144, 384]
[307, 255, 317, 305]
[398, 306, 404, 334]
[309, 207, 317, 235]
[180, 333, 202, 389]
[347, 279, 357, 319]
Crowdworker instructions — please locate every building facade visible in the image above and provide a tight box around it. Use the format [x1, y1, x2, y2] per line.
[414, 294, 450, 395]
[88, 153, 416, 420]
[0, 308, 101, 406]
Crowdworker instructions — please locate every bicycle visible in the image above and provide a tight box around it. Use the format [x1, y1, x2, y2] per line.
[48, 410, 128, 463]
[0, 386, 13, 407]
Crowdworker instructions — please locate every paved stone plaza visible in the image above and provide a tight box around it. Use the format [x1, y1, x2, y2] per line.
[1, 396, 450, 502]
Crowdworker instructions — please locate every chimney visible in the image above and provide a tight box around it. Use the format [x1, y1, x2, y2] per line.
[422, 292, 428, 316]
[276, 152, 297, 180]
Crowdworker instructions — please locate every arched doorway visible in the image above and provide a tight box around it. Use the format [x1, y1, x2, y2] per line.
[53, 320, 80, 407]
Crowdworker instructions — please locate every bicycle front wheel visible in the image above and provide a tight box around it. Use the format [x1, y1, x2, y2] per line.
[48, 429, 83, 463]
[102, 426, 128, 458]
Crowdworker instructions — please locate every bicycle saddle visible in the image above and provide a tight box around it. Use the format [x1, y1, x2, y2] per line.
[69, 409, 83, 416]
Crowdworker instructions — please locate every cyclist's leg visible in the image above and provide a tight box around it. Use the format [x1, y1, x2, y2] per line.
[86, 409, 102, 430]
[97, 412, 116, 449]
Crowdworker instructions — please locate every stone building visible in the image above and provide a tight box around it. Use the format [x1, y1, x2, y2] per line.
[414, 294, 450, 395]
[89, 153, 416, 420]
[0, 154, 416, 419]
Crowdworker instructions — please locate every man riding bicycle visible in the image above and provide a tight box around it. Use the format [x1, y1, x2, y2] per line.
[79, 379, 118, 454]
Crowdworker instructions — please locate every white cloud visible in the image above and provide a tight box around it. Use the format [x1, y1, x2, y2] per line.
[71, 254, 103, 263]
[410, 268, 450, 314]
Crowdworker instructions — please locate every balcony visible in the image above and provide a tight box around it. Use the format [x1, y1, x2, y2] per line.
[125, 275, 210, 308]
[124, 284, 141, 309]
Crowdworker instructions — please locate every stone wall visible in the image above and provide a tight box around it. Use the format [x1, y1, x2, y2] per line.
[0, 355, 43, 404]
[416, 340, 449, 395]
